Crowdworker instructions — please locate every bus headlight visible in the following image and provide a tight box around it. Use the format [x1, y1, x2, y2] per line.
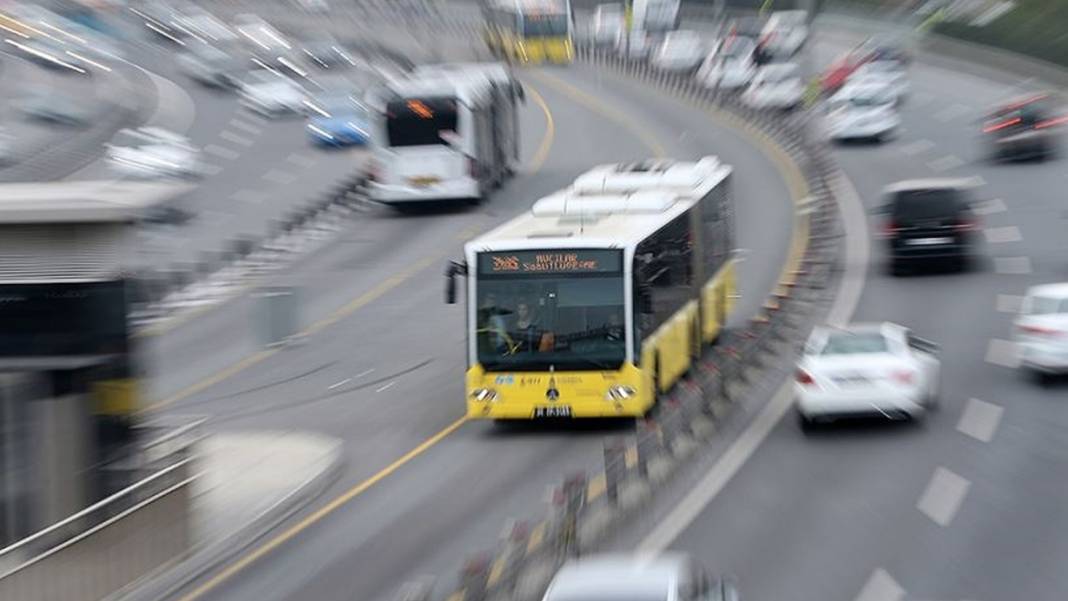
[471, 388, 498, 403]
[605, 385, 636, 401]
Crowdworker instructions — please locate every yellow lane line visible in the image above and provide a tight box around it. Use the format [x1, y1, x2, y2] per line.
[527, 521, 547, 554]
[524, 83, 556, 173]
[527, 69, 668, 158]
[176, 416, 469, 601]
[587, 473, 608, 501]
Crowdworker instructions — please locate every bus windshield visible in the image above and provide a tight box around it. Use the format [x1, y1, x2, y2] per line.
[385, 97, 458, 147]
[522, 13, 569, 37]
[476, 250, 625, 371]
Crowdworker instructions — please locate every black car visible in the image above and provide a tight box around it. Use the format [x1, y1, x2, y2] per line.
[876, 180, 981, 274]
[982, 94, 1064, 161]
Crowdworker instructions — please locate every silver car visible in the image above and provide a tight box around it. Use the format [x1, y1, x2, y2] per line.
[542, 554, 738, 601]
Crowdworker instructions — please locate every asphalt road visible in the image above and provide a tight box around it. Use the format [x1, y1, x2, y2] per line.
[605, 22, 1068, 601]
[141, 31, 798, 601]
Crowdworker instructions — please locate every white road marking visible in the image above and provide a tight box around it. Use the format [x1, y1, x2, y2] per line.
[375, 381, 396, 393]
[973, 198, 1007, 215]
[637, 166, 871, 554]
[957, 398, 1004, 443]
[993, 256, 1032, 274]
[985, 338, 1020, 368]
[900, 139, 934, 156]
[231, 189, 265, 203]
[984, 225, 1022, 244]
[354, 368, 375, 379]
[219, 131, 254, 147]
[286, 153, 316, 168]
[228, 118, 262, 134]
[263, 169, 297, 185]
[204, 144, 241, 160]
[996, 294, 1023, 313]
[328, 378, 351, 390]
[916, 467, 971, 527]
[853, 568, 905, 601]
[927, 155, 965, 172]
[934, 103, 970, 122]
[965, 175, 986, 186]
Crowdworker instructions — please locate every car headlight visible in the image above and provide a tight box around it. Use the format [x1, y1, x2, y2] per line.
[470, 388, 498, 403]
[605, 385, 636, 401]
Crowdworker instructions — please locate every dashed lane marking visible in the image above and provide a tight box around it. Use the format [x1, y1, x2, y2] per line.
[957, 398, 1004, 443]
[993, 256, 1032, 274]
[263, 168, 297, 185]
[230, 189, 265, 203]
[916, 467, 971, 527]
[985, 338, 1020, 368]
[204, 144, 240, 160]
[973, 198, 1006, 215]
[286, 153, 316, 168]
[201, 164, 223, 176]
[219, 130, 254, 147]
[995, 294, 1023, 313]
[984, 225, 1022, 244]
[228, 118, 262, 134]
[900, 139, 934, 156]
[853, 568, 905, 601]
[927, 155, 964, 172]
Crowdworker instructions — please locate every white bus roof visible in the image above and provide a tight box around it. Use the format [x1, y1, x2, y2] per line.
[412, 62, 513, 85]
[386, 71, 495, 106]
[466, 156, 730, 253]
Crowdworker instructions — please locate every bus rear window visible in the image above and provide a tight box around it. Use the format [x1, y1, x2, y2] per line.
[385, 98, 459, 147]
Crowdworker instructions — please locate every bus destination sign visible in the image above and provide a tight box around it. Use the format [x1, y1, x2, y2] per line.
[478, 250, 621, 275]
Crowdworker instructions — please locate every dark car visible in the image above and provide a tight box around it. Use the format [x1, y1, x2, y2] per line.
[876, 179, 981, 274]
[982, 94, 1065, 161]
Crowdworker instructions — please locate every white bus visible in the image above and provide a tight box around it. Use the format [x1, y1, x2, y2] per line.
[368, 65, 521, 208]
[631, 0, 680, 33]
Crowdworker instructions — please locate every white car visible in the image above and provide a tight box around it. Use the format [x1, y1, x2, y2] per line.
[1014, 283, 1068, 384]
[760, 10, 808, 57]
[696, 36, 756, 91]
[617, 29, 653, 60]
[239, 70, 307, 117]
[542, 554, 738, 601]
[742, 62, 804, 110]
[651, 30, 705, 73]
[796, 322, 941, 428]
[592, 4, 625, 47]
[849, 59, 910, 103]
[107, 127, 202, 179]
[825, 81, 900, 142]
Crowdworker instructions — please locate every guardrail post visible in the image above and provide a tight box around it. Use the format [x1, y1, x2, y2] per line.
[602, 437, 626, 506]
[635, 421, 658, 479]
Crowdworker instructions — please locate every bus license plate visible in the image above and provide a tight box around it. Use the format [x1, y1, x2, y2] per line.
[533, 406, 572, 418]
[408, 176, 439, 188]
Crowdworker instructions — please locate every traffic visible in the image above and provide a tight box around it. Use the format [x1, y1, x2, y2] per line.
[1, 1, 1067, 601]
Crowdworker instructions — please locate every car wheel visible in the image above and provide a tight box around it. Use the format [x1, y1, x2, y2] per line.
[890, 260, 909, 277]
[1033, 370, 1055, 388]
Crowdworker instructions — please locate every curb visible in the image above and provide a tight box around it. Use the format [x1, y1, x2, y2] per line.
[109, 436, 346, 601]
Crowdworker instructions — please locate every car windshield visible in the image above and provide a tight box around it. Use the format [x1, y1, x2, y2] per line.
[522, 13, 568, 36]
[820, 331, 889, 355]
[1027, 296, 1068, 315]
[988, 99, 1050, 128]
[891, 188, 966, 221]
[386, 96, 459, 147]
[475, 250, 626, 371]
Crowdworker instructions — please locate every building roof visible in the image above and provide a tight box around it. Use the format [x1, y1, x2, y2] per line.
[0, 180, 195, 224]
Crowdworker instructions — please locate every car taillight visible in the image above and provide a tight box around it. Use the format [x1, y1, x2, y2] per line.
[891, 370, 915, 385]
[1018, 323, 1064, 336]
[953, 217, 980, 232]
[796, 369, 816, 386]
[1036, 115, 1068, 129]
[467, 157, 478, 177]
[881, 220, 901, 237]
[982, 117, 1020, 133]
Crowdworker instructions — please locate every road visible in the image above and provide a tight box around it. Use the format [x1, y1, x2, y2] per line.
[604, 21, 1068, 601]
[138, 23, 799, 601]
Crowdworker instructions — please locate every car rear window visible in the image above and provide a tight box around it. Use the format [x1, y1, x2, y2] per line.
[1028, 296, 1068, 315]
[990, 100, 1049, 126]
[890, 188, 966, 221]
[820, 332, 888, 355]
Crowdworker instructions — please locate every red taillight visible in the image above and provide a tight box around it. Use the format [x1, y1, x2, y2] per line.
[467, 157, 477, 177]
[891, 370, 915, 385]
[1036, 115, 1068, 129]
[796, 369, 816, 386]
[982, 117, 1021, 133]
[1018, 323, 1063, 336]
[881, 220, 901, 237]
[953, 217, 980, 232]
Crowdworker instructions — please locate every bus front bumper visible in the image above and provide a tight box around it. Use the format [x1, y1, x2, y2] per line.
[466, 397, 647, 419]
[368, 178, 480, 204]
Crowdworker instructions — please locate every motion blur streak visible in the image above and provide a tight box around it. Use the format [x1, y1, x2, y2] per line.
[174, 416, 469, 601]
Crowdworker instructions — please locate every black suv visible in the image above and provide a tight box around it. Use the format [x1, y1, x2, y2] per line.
[982, 94, 1064, 161]
[876, 180, 981, 275]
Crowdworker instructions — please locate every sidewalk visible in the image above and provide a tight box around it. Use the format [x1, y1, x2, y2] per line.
[115, 430, 343, 601]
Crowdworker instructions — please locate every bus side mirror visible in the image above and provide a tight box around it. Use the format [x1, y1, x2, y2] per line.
[515, 81, 526, 103]
[445, 260, 467, 304]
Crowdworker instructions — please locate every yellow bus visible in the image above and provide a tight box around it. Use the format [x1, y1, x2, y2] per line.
[483, 0, 574, 65]
[445, 157, 737, 419]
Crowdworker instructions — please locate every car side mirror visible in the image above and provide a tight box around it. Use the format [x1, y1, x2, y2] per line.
[444, 260, 467, 304]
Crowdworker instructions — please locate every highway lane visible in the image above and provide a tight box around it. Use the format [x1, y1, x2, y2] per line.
[144, 55, 797, 601]
[607, 26, 1068, 601]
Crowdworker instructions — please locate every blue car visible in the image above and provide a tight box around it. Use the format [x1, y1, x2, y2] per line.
[306, 95, 372, 147]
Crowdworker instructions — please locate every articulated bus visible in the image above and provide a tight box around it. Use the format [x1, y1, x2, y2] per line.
[445, 157, 737, 419]
[483, 0, 574, 65]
